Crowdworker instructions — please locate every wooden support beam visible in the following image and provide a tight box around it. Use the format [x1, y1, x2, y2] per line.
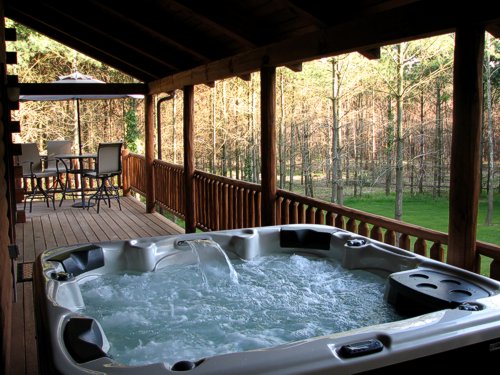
[260, 67, 277, 227]
[238, 74, 251, 82]
[487, 23, 500, 38]
[19, 83, 147, 96]
[5, 27, 16, 41]
[144, 94, 155, 213]
[447, 24, 485, 272]
[286, 63, 303, 72]
[183, 85, 196, 233]
[359, 48, 381, 60]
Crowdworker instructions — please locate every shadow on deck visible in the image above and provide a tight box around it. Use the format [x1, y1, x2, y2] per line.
[11, 195, 184, 375]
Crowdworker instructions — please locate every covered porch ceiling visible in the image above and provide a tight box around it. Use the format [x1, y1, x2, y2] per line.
[6, 0, 500, 95]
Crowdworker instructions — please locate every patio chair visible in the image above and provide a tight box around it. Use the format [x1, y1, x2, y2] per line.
[19, 143, 58, 212]
[83, 142, 123, 213]
[45, 140, 73, 206]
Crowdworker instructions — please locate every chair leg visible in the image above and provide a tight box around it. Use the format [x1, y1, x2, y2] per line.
[108, 179, 122, 211]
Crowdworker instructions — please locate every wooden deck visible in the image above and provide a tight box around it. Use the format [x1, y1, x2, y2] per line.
[10, 196, 183, 375]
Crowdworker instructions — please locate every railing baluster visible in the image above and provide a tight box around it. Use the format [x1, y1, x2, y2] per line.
[358, 222, 369, 237]
[414, 238, 427, 257]
[490, 260, 500, 282]
[325, 211, 335, 226]
[430, 242, 444, 262]
[315, 208, 324, 224]
[369, 225, 382, 241]
[290, 201, 298, 224]
[399, 233, 411, 250]
[335, 214, 345, 229]
[306, 206, 315, 224]
[298, 203, 306, 223]
[347, 218, 357, 233]
[283, 198, 291, 224]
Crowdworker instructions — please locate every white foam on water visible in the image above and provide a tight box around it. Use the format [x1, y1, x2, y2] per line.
[79, 253, 401, 367]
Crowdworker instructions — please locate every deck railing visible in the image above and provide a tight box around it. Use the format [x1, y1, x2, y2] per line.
[122, 152, 500, 280]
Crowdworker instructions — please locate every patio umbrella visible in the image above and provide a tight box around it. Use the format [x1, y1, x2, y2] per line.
[20, 71, 143, 155]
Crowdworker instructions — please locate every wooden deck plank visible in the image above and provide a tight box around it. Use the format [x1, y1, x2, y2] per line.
[71, 209, 100, 243]
[121, 198, 183, 235]
[78, 209, 112, 242]
[56, 210, 78, 247]
[49, 213, 68, 248]
[10, 284, 26, 375]
[40, 215, 57, 251]
[11, 196, 183, 374]
[23, 283, 38, 375]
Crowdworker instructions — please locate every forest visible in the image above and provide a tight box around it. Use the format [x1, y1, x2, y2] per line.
[9, 21, 500, 224]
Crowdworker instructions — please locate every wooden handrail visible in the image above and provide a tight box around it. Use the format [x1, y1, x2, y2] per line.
[121, 151, 500, 280]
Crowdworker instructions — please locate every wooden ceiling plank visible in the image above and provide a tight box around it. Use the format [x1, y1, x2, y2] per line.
[88, 1, 211, 63]
[39, 2, 180, 71]
[7, 7, 160, 81]
[149, 2, 500, 93]
[167, 0, 257, 49]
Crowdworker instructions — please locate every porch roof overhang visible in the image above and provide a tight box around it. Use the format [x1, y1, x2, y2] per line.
[5, 1, 500, 93]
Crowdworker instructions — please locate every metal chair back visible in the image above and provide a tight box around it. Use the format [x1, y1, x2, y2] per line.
[96, 142, 122, 176]
[46, 140, 72, 171]
[19, 143, 42, 176]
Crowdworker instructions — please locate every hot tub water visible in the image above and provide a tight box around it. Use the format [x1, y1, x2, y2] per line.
[79, 240, 402, 367]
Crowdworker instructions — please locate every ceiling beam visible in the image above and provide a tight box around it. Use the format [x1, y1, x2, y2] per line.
[7, 8, 158, 81]
[487, 23, 500, 38]
[19, 83, 147, 96]
[150, 2, 500, 93]
[359, 48, 381, 60]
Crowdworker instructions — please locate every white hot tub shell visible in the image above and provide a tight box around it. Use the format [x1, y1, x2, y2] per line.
[33, 224, 500, 374]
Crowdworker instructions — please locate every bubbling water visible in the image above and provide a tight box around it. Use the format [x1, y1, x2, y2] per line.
[79, 252, 401, 367]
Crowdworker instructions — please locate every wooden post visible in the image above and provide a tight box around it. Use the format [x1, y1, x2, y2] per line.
[183, 85, 196, 233]
[260, 66, 277, 226]
[145, 94, 155, 213]
[447, 25, 485, 272]
[121, 148, 130, 196]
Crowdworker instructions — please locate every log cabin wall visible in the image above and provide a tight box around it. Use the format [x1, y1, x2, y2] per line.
[0, 0, 12, 372]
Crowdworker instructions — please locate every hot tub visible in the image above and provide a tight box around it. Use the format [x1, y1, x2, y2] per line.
[33, 224, 500, 374]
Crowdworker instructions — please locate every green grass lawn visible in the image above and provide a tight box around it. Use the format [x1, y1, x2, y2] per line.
[343, 192, 500, 276]
[343, 192, 500, 245]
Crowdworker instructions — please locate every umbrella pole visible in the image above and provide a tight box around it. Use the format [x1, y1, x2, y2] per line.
[76, 98, 82, 155]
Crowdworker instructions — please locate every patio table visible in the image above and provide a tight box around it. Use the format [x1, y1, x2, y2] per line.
[55, 153, 97, 208]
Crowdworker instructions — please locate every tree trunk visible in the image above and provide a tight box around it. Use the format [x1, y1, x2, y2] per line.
[289, 121, 296, 192]
[222, 81, 228, 176]
[172, 92, 177, 164]
[433, 82, 443, 198]
[394, 43, 404, 221]
[418, 90, 425, 194]
[484, 33, 494, 225]
[385, 96, 394, 196]
[331, 57, 342, 203]
[211, 82, 217, 174]
[279, 70, 286, 188]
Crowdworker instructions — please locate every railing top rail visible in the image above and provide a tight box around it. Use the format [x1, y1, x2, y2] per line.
[153, 159, 184, 170]
[195, 170, 262, 191]
[126, 152, 146, 160]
